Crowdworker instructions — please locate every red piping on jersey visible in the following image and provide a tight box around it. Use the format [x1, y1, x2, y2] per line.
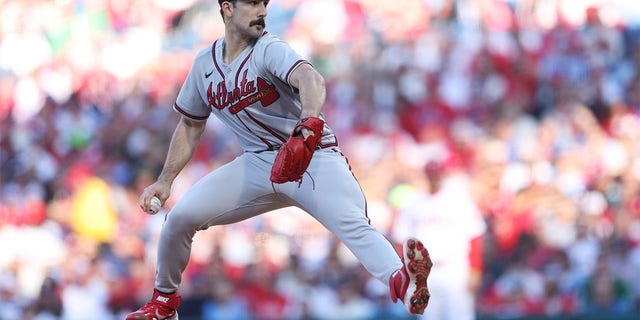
[174, 103, 209, 121]
[285, 60, 307, 84]
[212, 39, 225, 80]
[234, 113, 275, 149]
[235, 48, 255, 87]
[244, 110, 287, 143]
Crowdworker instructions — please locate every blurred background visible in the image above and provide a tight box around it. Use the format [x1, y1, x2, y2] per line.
[1, 0, 640, 319]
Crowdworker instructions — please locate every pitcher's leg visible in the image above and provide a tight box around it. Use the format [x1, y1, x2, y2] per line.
[155, 193, 288, 292]
[325, 212, 403, 284]
[283, 150, 403, 283]
[154, 154, 287, 292]
[283, 149, 431, 315]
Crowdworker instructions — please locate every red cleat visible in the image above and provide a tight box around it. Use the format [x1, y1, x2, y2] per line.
[389, 237, 433, 315]
[125, 289, 180, 320]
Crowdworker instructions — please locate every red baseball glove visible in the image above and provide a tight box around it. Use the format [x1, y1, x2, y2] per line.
[270, 117, 325, 183]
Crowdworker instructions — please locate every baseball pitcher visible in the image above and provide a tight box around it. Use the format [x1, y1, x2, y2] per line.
[125, 1, 432, 319]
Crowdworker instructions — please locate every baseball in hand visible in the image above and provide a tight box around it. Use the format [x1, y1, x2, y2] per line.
[148, 196, 162, 215]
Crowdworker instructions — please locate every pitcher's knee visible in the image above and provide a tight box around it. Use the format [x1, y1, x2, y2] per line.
[163, 209, 203, 236]
[339, 220, 375, 240]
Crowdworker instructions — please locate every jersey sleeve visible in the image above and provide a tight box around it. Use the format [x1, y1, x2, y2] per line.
[174, 61, 210, 121]
[263, 40, 309, 85]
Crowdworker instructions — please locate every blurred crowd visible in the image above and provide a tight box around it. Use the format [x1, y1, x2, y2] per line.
[2, 0, 640, 319]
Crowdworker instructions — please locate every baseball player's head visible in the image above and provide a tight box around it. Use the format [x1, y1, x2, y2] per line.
[218, 0, 268, 37]
[424, 160, 444, 192]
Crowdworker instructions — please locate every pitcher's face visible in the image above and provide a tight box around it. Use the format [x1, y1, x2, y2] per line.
[230, 0, 268, 39]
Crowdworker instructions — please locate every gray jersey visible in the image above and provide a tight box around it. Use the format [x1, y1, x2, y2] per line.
[174, 31, 337, 152]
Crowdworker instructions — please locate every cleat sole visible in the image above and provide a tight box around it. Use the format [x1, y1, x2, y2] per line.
[403, 237, 432, 315]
